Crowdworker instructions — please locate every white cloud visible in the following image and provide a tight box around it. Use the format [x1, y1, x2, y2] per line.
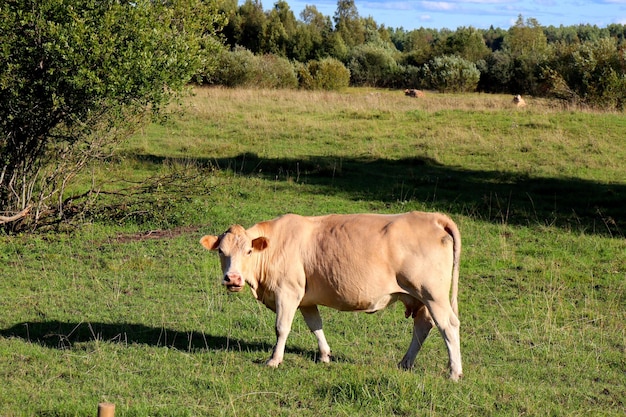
[421, 2, 457, 11]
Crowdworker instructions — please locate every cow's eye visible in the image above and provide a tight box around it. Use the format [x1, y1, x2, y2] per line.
[247, 249, 253, 256]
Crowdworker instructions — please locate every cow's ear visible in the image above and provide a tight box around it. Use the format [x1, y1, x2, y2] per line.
[200, 235, 220, 251]
[251, 236, 269, 252]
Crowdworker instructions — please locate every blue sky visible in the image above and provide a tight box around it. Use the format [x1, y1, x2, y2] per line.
[270, 1, 626, 30]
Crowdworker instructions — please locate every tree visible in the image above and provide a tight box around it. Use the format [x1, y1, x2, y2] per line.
[333, 0, 365, 48]
[0, 0, 225, 231]
[440, 27, 490, 62]
[263, 1, 298, 56]
[503, 15, 551, 94]
[237, 0, 267, 53]
[504, 15, 550, 59]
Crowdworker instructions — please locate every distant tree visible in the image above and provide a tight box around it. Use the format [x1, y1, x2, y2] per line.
[504, 15, 550, 59]
[483, 25, 506, 51]
[0, 0, 224, 231]
[399, 28, 436, 67]
[333, 0, 365, 48]
[263, 1, 298, 56]
[440, 26, 490, 62]
[543, 25, 580, 44]
[476, 50, 513, 93]
[607, 23, 626, 45]
[503, 15, 551, 94]
[291, 5, 334, 61]
[237, 0, 266, 53]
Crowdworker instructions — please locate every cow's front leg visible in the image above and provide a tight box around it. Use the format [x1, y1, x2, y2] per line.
[266, 296, 300, 367]
[300, 305, 331, 363]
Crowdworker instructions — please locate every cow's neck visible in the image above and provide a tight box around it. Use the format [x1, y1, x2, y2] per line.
[247, 251, 276, 310]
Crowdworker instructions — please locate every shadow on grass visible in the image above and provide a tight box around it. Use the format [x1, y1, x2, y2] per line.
[134, 152, 625, 237]
[0, 320, 329, 362]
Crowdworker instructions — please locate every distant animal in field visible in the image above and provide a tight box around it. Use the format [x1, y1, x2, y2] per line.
[200, 211, 463, 381]
[512, 94, 526, 107]
[404, 89, 425, 98]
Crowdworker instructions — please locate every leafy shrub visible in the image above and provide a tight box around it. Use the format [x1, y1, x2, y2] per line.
[294, 61, 315, 89]
[296, 58, 350, 90]
[253, 54, 298, 89]
[309, 58, 350, 90]
[393, 64, 425, 90]
[476, 51, 513, 93]
[547, 37, 626, 109]
[0, 0, 224, 231]
[422, 55, 480, 93]
[210, 46, 258, 87]
[211, 49, 297, 89]
[347, 44, 398, 87]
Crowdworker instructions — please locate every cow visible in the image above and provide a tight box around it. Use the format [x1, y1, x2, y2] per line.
[404, 89, 425, 98]
[200, 211, 463, 380]
[512, 94, 526, 107]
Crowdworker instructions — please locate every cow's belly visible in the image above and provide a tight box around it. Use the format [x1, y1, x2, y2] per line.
[300, 276, 408, 313]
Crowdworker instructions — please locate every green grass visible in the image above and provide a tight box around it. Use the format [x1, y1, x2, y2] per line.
[1, 87, 625, 416]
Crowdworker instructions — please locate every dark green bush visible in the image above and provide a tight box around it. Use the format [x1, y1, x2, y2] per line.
[422, 55, 480, 93]
[210, 46, 258, 87]
[347, 44, 398, 87]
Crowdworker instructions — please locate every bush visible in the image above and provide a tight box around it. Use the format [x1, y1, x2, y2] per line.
[308, 58, 350, 90]
[347, 43, 398, 87]
[253, 54, 298, 89]
[543, 37, 626, 109]
[211, 49, 297, 89]
[0, 0, 224, 231]
[210, 46, 258, 87]
[393, 64, 425, 90]
[476, 51, 513, 93]
[422, 55, 480, 93]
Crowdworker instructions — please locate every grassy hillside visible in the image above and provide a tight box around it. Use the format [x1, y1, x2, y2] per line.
[1, 88, 624, 416]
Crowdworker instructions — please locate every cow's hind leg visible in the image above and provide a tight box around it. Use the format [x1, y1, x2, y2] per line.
[399, 304, 433, 370]
[425, 301, 463, 381]
[300, 305, 332, 363]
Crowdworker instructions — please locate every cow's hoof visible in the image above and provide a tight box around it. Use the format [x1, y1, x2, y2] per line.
[320, 354, 331, 364]
[398, 358, 414, 370]
[449, 372, 463, 382]
[265, 358, 281, 368]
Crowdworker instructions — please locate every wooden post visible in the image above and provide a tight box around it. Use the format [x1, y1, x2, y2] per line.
[97, 402, 115, 417]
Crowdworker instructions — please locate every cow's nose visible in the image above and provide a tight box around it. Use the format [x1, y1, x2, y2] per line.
[223, 272, 241, 284]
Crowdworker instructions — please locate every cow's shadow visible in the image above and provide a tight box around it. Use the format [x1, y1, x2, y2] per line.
[0, 320, 335, 362]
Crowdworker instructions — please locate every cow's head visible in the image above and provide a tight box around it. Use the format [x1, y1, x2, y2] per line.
[200, 225, 269, 292]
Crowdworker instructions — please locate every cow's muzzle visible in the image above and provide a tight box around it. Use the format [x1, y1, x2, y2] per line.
[223, 273, 244, 292]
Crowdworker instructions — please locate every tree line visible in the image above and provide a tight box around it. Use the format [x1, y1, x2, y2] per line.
[214, 0, 626, 109]
[2, 0, 625, 232]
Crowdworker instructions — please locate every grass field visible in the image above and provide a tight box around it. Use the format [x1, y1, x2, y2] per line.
[1, 87, 625, 416]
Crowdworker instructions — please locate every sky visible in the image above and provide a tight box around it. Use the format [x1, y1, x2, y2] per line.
[271, 0, 626, 31]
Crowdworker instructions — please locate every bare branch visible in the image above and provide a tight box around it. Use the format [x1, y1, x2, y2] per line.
[0, 206, 31, 225]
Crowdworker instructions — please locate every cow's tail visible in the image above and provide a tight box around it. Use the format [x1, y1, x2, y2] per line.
[442, 216, 461, 317]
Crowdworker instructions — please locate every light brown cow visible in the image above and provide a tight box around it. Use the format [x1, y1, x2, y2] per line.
[200, 211, 463, 380]
[404, 88, 425, 98]
[512, 94, 526, 107]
